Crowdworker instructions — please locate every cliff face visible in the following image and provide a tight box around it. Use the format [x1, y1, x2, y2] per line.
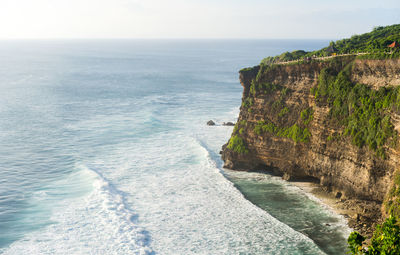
[222, 58, 400, 231]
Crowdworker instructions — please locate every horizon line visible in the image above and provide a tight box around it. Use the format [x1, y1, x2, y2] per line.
[0, 37, 336, 41]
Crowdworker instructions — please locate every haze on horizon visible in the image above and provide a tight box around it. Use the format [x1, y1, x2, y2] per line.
[1, 0, 399, 40]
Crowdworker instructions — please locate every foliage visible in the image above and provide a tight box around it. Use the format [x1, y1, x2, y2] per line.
[313, 65, 398, 158]
[256, 64, 278, 82]
[357, 51, 400, 60]
[279, 107, 290, 117]
[258, 82, 282, 94]
[301, 108, 314, 125]
[347, 231, 365, 255]
[250, 80, 256, 96]
[308, 24, 400, 57]
[227, 135, 249, 154]
[233, 124, 239, 134]
[242, 97, 254, 109]
[239, 120, 247, 126]
[384, 171, 400, 219]
[249, 76, 284, 97]
[254, 120, 311, 143]
[261, 50, 308, 65]
[348, 216, 400, 255]
[259, 24, 400, 65]
[281, 87, 291, 96]
[232, 120, 247, 134]
[368, 216, 400, 255]
[240, 66, 256, 72]
[327, 132, 340, 142]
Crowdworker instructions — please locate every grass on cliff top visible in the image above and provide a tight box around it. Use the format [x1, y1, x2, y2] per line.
[356, 51, 400, 60]
[260, 24, 400, 65]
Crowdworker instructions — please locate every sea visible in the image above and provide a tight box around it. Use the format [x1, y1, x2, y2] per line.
[0, 39, 351, 255]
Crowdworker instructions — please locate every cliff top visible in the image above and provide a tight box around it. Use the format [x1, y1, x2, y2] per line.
[259, 24, 400, 66]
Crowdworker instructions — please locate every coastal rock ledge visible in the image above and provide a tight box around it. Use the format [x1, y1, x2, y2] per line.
[221, 57, 400, 236]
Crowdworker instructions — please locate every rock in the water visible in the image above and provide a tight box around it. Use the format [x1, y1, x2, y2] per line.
[223, 122, 235, 126]
[207, 120, 215, 126]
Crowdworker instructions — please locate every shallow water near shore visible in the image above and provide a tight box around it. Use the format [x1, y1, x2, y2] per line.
[224, 171, 351, 255]
[0, 39, 349, 254]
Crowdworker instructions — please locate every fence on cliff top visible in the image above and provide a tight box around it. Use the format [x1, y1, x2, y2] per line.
[275, 52, 368, 65]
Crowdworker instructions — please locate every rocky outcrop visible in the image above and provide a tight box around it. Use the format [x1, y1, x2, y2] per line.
[222, 57, 400, 236]
[207, 120, 216, 126]
[351, 59, 400, 89]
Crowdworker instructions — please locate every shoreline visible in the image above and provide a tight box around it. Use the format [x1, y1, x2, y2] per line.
[289, 180, 381, 238]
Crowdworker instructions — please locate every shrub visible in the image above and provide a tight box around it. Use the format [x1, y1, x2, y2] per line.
[242, 97, 253, 109]
[384, 171, 400, 219]
[301, 108, 314, 125]
[279, 107, 290, 117]
[250, 80, 256, 96]
[258, 82, 282, 94]
[227, 135, 249, 154]
[258, 24, 400, 67]
[347, 231, 365, 255]
[254, 121, 311, 143]
[348, 216, 400, 255]
[313, 64, 398, 158]
[368, 216, 400, 255]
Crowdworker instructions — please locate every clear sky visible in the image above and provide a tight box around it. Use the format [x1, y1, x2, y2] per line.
[1, 0, 399, 39]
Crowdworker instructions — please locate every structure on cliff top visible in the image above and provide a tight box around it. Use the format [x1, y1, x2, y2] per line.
[326, 43, 338, 56]
[388, 41, 400, 48]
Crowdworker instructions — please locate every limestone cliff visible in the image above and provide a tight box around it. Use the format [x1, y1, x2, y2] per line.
[221, 57, 400, 235]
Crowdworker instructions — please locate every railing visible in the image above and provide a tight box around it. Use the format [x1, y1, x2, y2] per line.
[275, 52, 368, 65]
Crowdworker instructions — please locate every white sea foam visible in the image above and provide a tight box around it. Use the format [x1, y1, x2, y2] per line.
[222, 169, 352, 250]
[1, 101, 338, 255]
[1, 40, 341, 255]
[3, 165, 154, 255]
[93, 127, 326, 254]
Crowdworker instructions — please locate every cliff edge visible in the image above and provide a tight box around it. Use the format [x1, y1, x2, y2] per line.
[221, 57, 400, 236]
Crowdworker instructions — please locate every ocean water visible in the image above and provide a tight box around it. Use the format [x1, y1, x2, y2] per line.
[0, 39, 350, 254]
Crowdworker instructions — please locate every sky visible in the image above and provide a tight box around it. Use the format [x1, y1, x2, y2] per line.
[0, 0, 399, 39]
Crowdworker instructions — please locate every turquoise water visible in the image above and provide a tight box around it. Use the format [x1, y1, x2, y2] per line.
[225, 171, 350, 255]
[0, 39, 349, 254]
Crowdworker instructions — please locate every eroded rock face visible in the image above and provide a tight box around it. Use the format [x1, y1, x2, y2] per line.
[352, 59, 400, 89]
[222, 58, 400, 210]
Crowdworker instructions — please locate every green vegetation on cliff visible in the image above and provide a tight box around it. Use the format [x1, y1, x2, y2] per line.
[242, 97, 254, 111]
[245, 64, 313, 144]
[261, 50, 308, 65]
[348, 216, 400, 255]
[313, 24, 400, 55]
[227, 135, 248, 154]
[261, 24, 400, 65]
[348, 170, 400, 254]
[300, 108, 314, 125]
[313, 62, 398, 158]
[254, 120, 311, 143]
[250, 79, 283, 96]
[233, 24, 400, 255]
[384, 171, 400, 219]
